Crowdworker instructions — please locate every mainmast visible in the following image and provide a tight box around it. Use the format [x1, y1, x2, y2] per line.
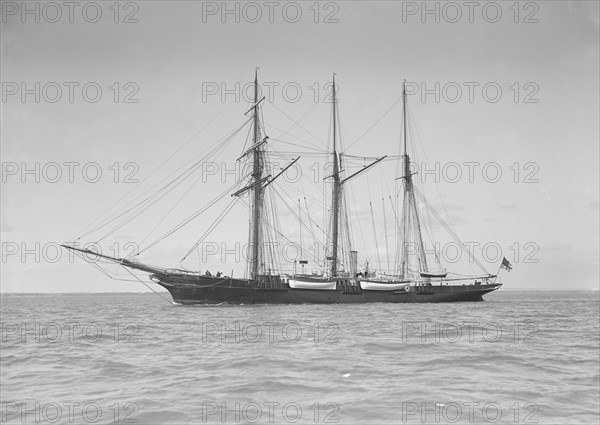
[399, 81, 428, 278]
[330, 74, 341, 277]
[326, 75, 386, 278]
[250, 69, 263, 280]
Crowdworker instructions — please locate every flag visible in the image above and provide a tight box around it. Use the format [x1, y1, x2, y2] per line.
[500, 257, 512, 272]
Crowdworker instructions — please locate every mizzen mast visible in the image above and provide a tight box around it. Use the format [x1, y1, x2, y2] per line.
[250, 69, 264, 280]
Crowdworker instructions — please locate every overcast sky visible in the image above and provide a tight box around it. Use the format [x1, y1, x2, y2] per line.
[1, 1, 598, 292]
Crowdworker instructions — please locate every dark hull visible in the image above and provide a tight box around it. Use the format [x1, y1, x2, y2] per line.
[153, 275, 501, 304]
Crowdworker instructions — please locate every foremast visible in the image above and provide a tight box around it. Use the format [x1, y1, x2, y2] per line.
[232, 70, 300, 282]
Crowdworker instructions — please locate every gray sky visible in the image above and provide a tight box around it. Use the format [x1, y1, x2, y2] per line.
[1, 1, 599, 292]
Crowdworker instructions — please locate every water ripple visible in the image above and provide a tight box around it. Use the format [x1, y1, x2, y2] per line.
[1, 291, 598, 424]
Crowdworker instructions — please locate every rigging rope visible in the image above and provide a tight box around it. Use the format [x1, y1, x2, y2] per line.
[180, 196, 240, 263]
[267, 100, 325, 150]
[345, 93, 403, 152]
[121, 265, 174, 305]
[414, 187, 489, 274]
[78, 117, 251, 242]
[73, 103, 238, 240]
[136, 180, 241, 256]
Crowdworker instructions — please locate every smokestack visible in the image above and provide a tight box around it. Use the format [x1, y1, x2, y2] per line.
[350, 251, 358, 276]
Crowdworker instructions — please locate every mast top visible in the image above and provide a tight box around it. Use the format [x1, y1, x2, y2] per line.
[332, 74, 337, 154]
[402, 80, 408, 158]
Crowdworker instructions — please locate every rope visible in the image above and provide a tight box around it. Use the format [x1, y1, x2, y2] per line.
[180, 196, 239, 263]
[267, 100, 325, 150]
[136, 180, 240, 256]
[414, 187, 489, 274]
[78, 117, 251, 242]
[121, 265, 174, 305]
[74, 103, 237, 240]
[345, 93, 403, 152]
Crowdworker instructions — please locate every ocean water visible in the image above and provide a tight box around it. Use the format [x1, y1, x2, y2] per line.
[1, 291, 598, 425]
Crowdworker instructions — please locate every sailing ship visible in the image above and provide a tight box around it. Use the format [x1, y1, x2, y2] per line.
[62, 71, 503, 303]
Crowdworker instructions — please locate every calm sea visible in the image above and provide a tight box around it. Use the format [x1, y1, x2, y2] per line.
[1, 291, 598, 424]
